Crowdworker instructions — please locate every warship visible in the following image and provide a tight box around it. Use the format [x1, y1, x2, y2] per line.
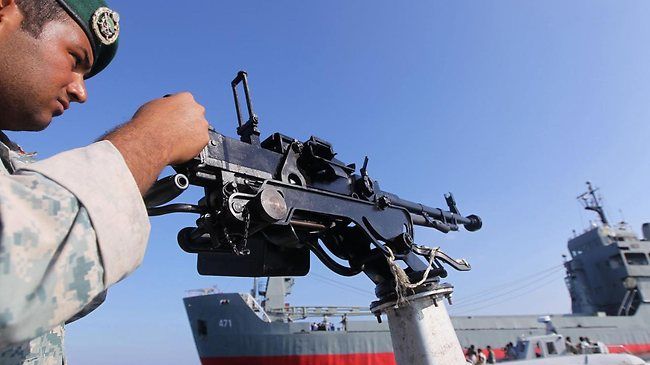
[183, 183, 650, 364]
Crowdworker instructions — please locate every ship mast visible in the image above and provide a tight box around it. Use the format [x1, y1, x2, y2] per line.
[252, 277, 258, 301]
[577, 181, 609, 226]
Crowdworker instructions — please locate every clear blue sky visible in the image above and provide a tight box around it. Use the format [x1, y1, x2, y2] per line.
[7, 1, 650, 364]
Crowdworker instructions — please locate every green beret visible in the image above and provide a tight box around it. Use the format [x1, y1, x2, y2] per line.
[55, 0, 120, 78]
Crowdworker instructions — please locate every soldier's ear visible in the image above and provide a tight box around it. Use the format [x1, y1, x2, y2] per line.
[0, 0, 22, 30]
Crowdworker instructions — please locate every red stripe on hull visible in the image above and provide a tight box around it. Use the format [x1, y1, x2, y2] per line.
[202, 343, 650, 365]
[493, 349, 505, 360]
[468, 344, 650, 361]
[608, 343, 650, 355]
[201, 353, 396, 365]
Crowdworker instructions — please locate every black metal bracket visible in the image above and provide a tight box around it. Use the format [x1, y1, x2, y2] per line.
[231, 71, 261, 145]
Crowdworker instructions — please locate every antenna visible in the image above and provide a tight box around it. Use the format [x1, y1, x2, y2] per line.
[577, 181, 609, 226]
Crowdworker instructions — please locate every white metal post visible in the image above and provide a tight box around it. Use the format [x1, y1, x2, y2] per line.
[372, 287, 467, 365]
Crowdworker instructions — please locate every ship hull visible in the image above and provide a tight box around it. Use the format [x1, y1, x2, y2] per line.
[184, 293, 650, 363]
[201, 353, 395, 365]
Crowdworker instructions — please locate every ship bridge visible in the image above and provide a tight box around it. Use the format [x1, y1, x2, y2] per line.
[565, 183, 650, 316]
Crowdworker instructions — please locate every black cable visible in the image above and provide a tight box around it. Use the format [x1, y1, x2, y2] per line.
[311, 272, 374, 296]
[452, 272, 564, 315]
[452, 267, 564, 308]
[453, 264, 564, 305]
[147, 204, 202, 216]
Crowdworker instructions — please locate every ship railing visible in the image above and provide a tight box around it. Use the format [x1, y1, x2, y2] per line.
[266, 305, 373, 320]
[617, 288, 638, 316]
[184, 286, 219, 297]
[240, 293, 272, 323]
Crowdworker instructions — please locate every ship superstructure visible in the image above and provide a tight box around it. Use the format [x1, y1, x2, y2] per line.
[565, 182, 650, 316]
[184, 182, 650, 364]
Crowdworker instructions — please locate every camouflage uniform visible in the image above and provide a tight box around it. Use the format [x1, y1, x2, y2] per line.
[0, 133, 150, 364]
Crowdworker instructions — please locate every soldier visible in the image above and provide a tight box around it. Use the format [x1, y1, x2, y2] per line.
[485, 345, 496, 364]
[0, 0, 209, 363]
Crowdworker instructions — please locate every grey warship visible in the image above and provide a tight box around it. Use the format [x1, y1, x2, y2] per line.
[183, 182, 650, 364]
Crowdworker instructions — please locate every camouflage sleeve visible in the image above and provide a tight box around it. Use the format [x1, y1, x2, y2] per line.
[0, 326, 65, 365]
[0, 141, 150, 347]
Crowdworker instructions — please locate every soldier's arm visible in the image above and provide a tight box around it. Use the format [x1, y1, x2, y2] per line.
[0, 93, 208, 346]
[104, 93, 209, 194]
[0, 141, 148, 347]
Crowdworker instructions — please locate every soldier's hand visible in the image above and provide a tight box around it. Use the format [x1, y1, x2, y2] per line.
[103, 92, 210, 195]
[130, 92, 210, 165]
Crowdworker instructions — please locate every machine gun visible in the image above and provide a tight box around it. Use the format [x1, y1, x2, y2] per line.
[146, 71, 483, 364]
[145, 71, 481, 285]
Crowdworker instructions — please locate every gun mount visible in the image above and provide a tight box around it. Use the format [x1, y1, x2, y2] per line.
[146, 71, 484, 364]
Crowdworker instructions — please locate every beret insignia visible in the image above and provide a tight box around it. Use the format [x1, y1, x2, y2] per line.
[91, 7, 120, 45]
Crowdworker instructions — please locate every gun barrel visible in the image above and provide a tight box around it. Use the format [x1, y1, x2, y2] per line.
[384, 193, 482, 232]
[144, 174, 190, 209]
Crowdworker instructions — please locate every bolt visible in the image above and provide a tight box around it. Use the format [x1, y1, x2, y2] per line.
[291, 142, 303, 153]
[446, 294, 453, 305]
[232, 202, 244, 213]
[377, 195, 391, 210]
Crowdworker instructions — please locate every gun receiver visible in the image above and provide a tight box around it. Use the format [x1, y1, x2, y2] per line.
[146, 71, 481, 290]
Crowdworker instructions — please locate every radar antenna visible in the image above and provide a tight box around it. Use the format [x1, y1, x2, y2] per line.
[577, 181, 609, 226]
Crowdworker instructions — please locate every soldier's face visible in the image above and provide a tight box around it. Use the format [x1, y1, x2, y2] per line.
[0, 4, 93, 131]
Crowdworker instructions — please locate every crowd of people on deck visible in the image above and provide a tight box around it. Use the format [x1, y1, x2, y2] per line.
[464, 336, 604, 363]
[465, 345, 496, 364]
[310, 321, 336, 331]
[564, 336, 604, 354]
